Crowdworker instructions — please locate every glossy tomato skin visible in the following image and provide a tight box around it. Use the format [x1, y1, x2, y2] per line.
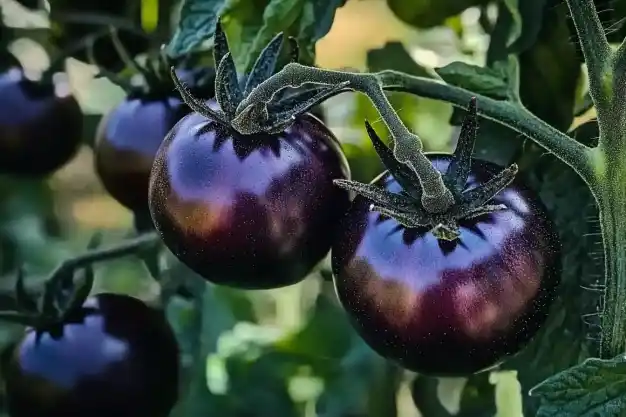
[0, 68, 82, 176]
[94, 96, 190, 213]
[148, 105, 351, 289]
[4, 293, 180, 417]
[331, 154, 561, 376]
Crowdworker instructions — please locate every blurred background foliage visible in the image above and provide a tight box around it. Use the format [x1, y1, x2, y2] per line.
[0, 0, 613, 416]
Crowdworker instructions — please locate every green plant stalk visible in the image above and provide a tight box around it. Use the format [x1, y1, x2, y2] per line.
[377, 72, 594, 182]
[563, 0, 626, 359]
[594, 164, 626, 358]
[235, 64, 456, 213]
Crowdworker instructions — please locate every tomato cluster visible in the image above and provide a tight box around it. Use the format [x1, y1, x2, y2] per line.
[0, 7, 564, 416]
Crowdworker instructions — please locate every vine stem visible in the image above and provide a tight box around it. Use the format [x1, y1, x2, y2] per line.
[595, 176, 626, 358]
[377, 71, 595, 183]
[238, 63, 595, 187]
[236, 64, 456, 214]
[563, 0, 626, 358]
[563, 0, 612, 122]
[47, 232, 161, 279]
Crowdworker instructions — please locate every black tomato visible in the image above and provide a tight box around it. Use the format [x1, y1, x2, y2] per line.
[148, 104, 351, 289]
[94, 68, 215, 216]
[331, 154, 561, 376]
[0, 68, 82, 176]
[4, 293, 180, 417]
[94, 97, 190, 213]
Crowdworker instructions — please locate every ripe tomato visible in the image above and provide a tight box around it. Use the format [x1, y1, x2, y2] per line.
[331, 154, 561, 376]
[94, 68, 215, 214]
[148, 104, 351, 289]
[94, 97, 190, 213]
[0, 68, 82, 176]
[4, 293, 180, 417]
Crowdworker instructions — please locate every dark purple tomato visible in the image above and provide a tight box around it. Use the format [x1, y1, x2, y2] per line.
[94, 97, 190, 213]
[0, 68, 82, 176]
[148, 103, 351, 289]
[4, 293, 180, 417]
[331, 154, 561, 376]
[94, 69, 215, 214]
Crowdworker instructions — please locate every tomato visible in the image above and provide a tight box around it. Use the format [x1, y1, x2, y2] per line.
[331, 154, 561, 376]
[94, 97, 190, 212]
[4, 293, 180, 417]
[148, 103, 351, 289]
[94, 68, 215, 214]
[0, 68, 82, 176]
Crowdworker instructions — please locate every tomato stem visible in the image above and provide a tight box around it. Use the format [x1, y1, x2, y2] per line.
[236, 63, 456, 213]
[377, 72, 595, 184]
[563, 0, 612, 121]
[596, 162, 626, 358]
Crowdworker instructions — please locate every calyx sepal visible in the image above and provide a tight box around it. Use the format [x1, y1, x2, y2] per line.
[334, 97, 519, 241]
[0, 233, 103, 330]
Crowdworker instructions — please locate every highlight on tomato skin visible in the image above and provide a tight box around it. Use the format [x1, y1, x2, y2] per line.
[4, 293, 180, 417]
[148, 104, 352, 290]
[94, 68, 216, 215]
[331, 154, 562, 377]
[94, 97, 191, 213]
[0, 68, 83, 177]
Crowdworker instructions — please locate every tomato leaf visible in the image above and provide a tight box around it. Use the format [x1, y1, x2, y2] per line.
[386, 0, 489, 28]
[167, 0, 226, 57]
[529, 355, 626, 416]
[501, 0, 522, 47]
[508, 0, 548, 53]
[13, 0, 40, 9]
[171, 0, 346, 71]
[411, 373, 496, 417]
[516, 0, 580, 132]
[434, 62, 510, 100]
[366, 42, 432, 78]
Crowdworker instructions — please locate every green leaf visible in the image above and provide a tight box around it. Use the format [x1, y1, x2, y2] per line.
[530, 355, 626, 416]
[517, 1, 580, 131]
[468, 0, 579, 167]
[509, 0, 549, 53]
[501, 0, 522, 47]
[386, 0, 489, 28]
[176, 0, 346, 72]
[234, 0, 305, 72]
[366, 42, 432, 78]
[435, 62, 510, 100]
[411, 373, 496, 417]
[167, 261, 238, 417]
[167, 0, 226, 57]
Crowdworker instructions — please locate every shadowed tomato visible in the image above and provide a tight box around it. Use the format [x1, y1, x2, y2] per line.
[94, 97, 190, 212]
[0, 68, 82, 176]
[94, 68, 215, 215]
[4, 293, 180, 417]
[331, 154, 561, 376]
[148, 104, 351, 289]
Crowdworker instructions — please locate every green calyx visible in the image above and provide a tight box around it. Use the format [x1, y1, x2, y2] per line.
[0, 233, 103, 331]
[0, 231, 162, 331]
[170, 18, 347, 134]
[335, 98, 519, 241]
